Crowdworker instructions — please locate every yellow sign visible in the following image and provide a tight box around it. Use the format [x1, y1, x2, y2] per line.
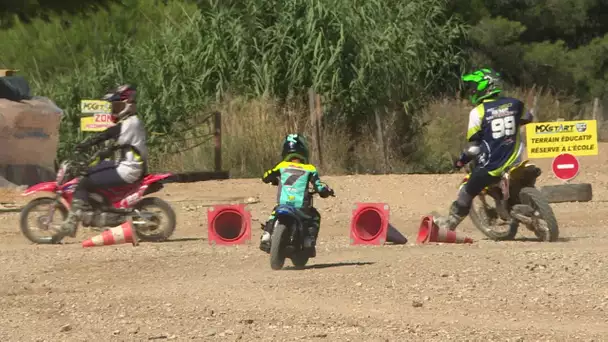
[80, 114, 115, 132]
[525, 120, 598, 158]
[80, 99, 111, 114]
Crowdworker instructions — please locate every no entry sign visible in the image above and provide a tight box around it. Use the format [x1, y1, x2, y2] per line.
[552, 153, 579, 181]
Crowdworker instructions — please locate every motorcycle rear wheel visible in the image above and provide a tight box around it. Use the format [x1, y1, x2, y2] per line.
[290, 252, 310, 270]
[270, 224, 287, 270]
[519, 187, 559, 242]
[20, 197, 69, 244]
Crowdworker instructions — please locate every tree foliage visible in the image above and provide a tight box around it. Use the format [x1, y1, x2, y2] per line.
[1, 0, 608, 173]
[0, 0, 122, 28]
[453, 0, 608, 99]
[0, 0, 466, 165]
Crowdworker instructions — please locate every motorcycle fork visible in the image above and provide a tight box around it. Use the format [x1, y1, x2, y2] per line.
[505, 181, 538, 230]
[479, 188, 510, 222]
[40, 194, 65, 232]
[130, 210, 156, 227]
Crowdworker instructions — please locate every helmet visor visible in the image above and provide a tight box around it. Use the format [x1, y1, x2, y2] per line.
[462, 80, 478, 98]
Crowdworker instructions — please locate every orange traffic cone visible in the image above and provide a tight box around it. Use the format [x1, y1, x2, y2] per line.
[416, 215, 473, 244]
[82, 219, 139, 247]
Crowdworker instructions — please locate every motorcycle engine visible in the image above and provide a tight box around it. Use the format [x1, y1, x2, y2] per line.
[80, 211, 126, 228]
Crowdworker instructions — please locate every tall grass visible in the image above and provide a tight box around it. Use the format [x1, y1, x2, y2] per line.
[1, 0, 201, 158]
[1, 0, 467, 166]
[3, 0, 602, 177]
[159, 88, 603, 178]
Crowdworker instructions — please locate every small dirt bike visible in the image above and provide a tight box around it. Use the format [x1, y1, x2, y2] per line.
[266, 187, 335, 270]
[19, 150, 177, 244]
[455, 147, 559, 242]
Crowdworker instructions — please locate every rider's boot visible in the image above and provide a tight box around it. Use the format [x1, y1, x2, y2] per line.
[259, 220, 273, 253]
[52, 199, 91, 243]
[434, 201, 467, 231]
[303, 223, 319, 257]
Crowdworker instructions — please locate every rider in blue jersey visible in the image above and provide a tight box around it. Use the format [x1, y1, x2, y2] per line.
[434, 68, 534, 231]
[259, 134, 334, 256]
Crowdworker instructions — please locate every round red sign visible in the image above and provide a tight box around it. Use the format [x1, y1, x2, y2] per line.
[551, 153, 579, 181]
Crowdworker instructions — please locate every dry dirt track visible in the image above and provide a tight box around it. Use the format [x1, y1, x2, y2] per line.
[1, 145, 608, 342]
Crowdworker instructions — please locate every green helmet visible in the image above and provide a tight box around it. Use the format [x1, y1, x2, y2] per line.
[461, 68, 503, 105]
[281, 133, 309, 163]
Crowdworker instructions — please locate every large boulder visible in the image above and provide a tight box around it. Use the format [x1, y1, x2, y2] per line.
[0, 95, 63, 186]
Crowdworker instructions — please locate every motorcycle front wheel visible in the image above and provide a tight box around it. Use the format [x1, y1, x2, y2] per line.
[132, 197, 177, 242]
[270, 224, 288, 270]
[469, 193, 518, 241]
[19, 197, 69, 244]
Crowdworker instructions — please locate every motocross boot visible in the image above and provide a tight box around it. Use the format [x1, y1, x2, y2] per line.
[303, 221, 319, 257]
[259, 219, 273, 253]
[433, 201, 467, 231]
[52, 199, 91, 243]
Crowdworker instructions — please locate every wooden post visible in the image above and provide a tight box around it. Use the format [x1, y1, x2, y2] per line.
[314, 93, 323, 168]
[532, 94, 539, 117]
[374, 111, 387, 173]
[214, 111, 222, 172]
[592, 97, 599, 119]
[307, 88, 320, 165]
[592, 97, 602, 132]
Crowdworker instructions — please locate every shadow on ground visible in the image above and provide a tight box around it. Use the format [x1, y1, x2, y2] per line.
[490, 236, 587, 243]
[285, 261, 375, 270]
[162, 237, 205, 243]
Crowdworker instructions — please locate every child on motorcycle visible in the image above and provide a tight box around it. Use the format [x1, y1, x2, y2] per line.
[434, 68, 534, 232]
[54, 84, 148, 242]
[259, 133, 334, 256]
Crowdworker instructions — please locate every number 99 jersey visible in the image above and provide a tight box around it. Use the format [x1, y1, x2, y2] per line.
[262, 161, 328, 209]
[466, 97, 531, 176]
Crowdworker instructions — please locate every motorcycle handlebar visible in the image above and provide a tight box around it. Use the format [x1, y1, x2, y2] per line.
[269, 177, 335, 197]
[309, 187, 335, 197]
[59, 149, 103, 176]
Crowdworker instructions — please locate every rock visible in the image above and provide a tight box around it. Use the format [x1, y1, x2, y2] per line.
[412, 301, 423, 308]
[148, 334, 168, 340]
[60, 324, 71, 332]
[245, 197, 259, 204]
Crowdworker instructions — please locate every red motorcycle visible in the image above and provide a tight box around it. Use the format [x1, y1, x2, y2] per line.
[19, 150, 177, 244]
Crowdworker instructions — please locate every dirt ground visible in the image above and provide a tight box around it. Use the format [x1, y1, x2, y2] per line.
[1, 144, 607, 342]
